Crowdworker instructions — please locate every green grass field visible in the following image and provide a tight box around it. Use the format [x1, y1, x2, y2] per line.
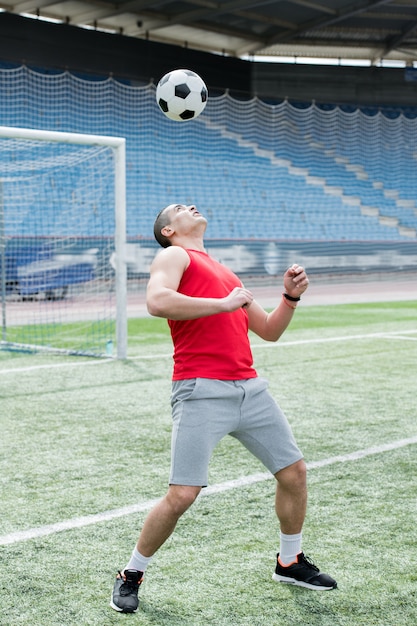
[1, 300, 416, 625]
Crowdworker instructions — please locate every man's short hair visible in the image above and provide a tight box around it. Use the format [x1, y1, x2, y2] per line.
[153, 206, 172, 248]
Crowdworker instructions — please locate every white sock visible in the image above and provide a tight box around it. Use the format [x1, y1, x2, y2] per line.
[125, 547, 153, 574]
[279, 532, 302, 566]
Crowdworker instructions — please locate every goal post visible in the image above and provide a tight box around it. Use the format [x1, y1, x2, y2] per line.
[0, 126, 127, 359]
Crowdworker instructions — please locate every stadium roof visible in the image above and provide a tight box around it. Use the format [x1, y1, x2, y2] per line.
[4, 0, 417, 64]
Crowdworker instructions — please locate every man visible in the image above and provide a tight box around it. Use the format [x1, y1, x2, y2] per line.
[110, 204, 337, 614]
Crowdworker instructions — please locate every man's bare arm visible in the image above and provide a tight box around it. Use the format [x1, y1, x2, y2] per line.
[247, 264, 309, 341]
[146, 247, 253, 320]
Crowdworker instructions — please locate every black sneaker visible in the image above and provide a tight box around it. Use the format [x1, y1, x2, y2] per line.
[272, 552, 337, 591]
[110, 569, 143, 613]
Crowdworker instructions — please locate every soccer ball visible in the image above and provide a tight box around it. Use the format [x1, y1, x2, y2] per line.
[156, 69, 208, 122]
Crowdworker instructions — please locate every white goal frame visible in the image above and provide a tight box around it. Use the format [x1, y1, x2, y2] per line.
[0, 126, 127, 359]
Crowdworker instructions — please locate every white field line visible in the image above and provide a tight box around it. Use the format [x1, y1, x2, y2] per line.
[250, 328, 417, 350]
[0, 358, 112, 375]
[1, 435, 416, 547]
[383, 333, 417, 341]
[1, 329, 416, 374]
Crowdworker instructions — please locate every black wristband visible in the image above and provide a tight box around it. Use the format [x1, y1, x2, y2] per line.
[283, 292, 301, 302]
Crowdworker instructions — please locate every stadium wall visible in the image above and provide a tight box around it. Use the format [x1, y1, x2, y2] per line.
[1, 12, 417, 107]
[123, 239, 417, 278]
[0, 13, 251, 94]
[252, 63, 417, 109]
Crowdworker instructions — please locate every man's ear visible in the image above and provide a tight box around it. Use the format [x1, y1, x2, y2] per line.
[161, 225, 173, 237]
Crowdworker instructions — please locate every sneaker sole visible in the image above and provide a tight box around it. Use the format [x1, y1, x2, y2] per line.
[109, 598, 138, 613]
[272, 572, 336, 591]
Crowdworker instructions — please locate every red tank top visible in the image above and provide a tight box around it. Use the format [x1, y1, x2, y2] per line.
[168, 249, 257, 380]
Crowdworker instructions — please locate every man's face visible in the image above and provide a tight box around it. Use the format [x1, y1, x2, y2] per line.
[163, 204, 207, 234]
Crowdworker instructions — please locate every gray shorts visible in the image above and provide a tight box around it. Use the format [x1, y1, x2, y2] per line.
[169, 377, 303, 487]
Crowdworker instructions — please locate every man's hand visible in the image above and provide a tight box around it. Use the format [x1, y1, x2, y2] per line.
[283, 264, 309, 298]
[222, 286, 254, 312]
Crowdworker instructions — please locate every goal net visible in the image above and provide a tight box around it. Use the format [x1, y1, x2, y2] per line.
[0, 126, 127, 358]
[0, 66, 415, 302]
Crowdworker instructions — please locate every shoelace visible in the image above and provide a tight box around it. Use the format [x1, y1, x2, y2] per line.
[118, 571, 139, 596]
[300, 554, 320, 572]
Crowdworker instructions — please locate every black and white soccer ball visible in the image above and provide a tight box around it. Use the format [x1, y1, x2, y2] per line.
[156, 69, 208, 122]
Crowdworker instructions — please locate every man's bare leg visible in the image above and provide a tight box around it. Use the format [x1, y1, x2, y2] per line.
[137, 484, 202, 557]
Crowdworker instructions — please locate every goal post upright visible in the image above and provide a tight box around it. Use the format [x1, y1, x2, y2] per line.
[0, 126, 128, 359]
[113, 133, 127, 360]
